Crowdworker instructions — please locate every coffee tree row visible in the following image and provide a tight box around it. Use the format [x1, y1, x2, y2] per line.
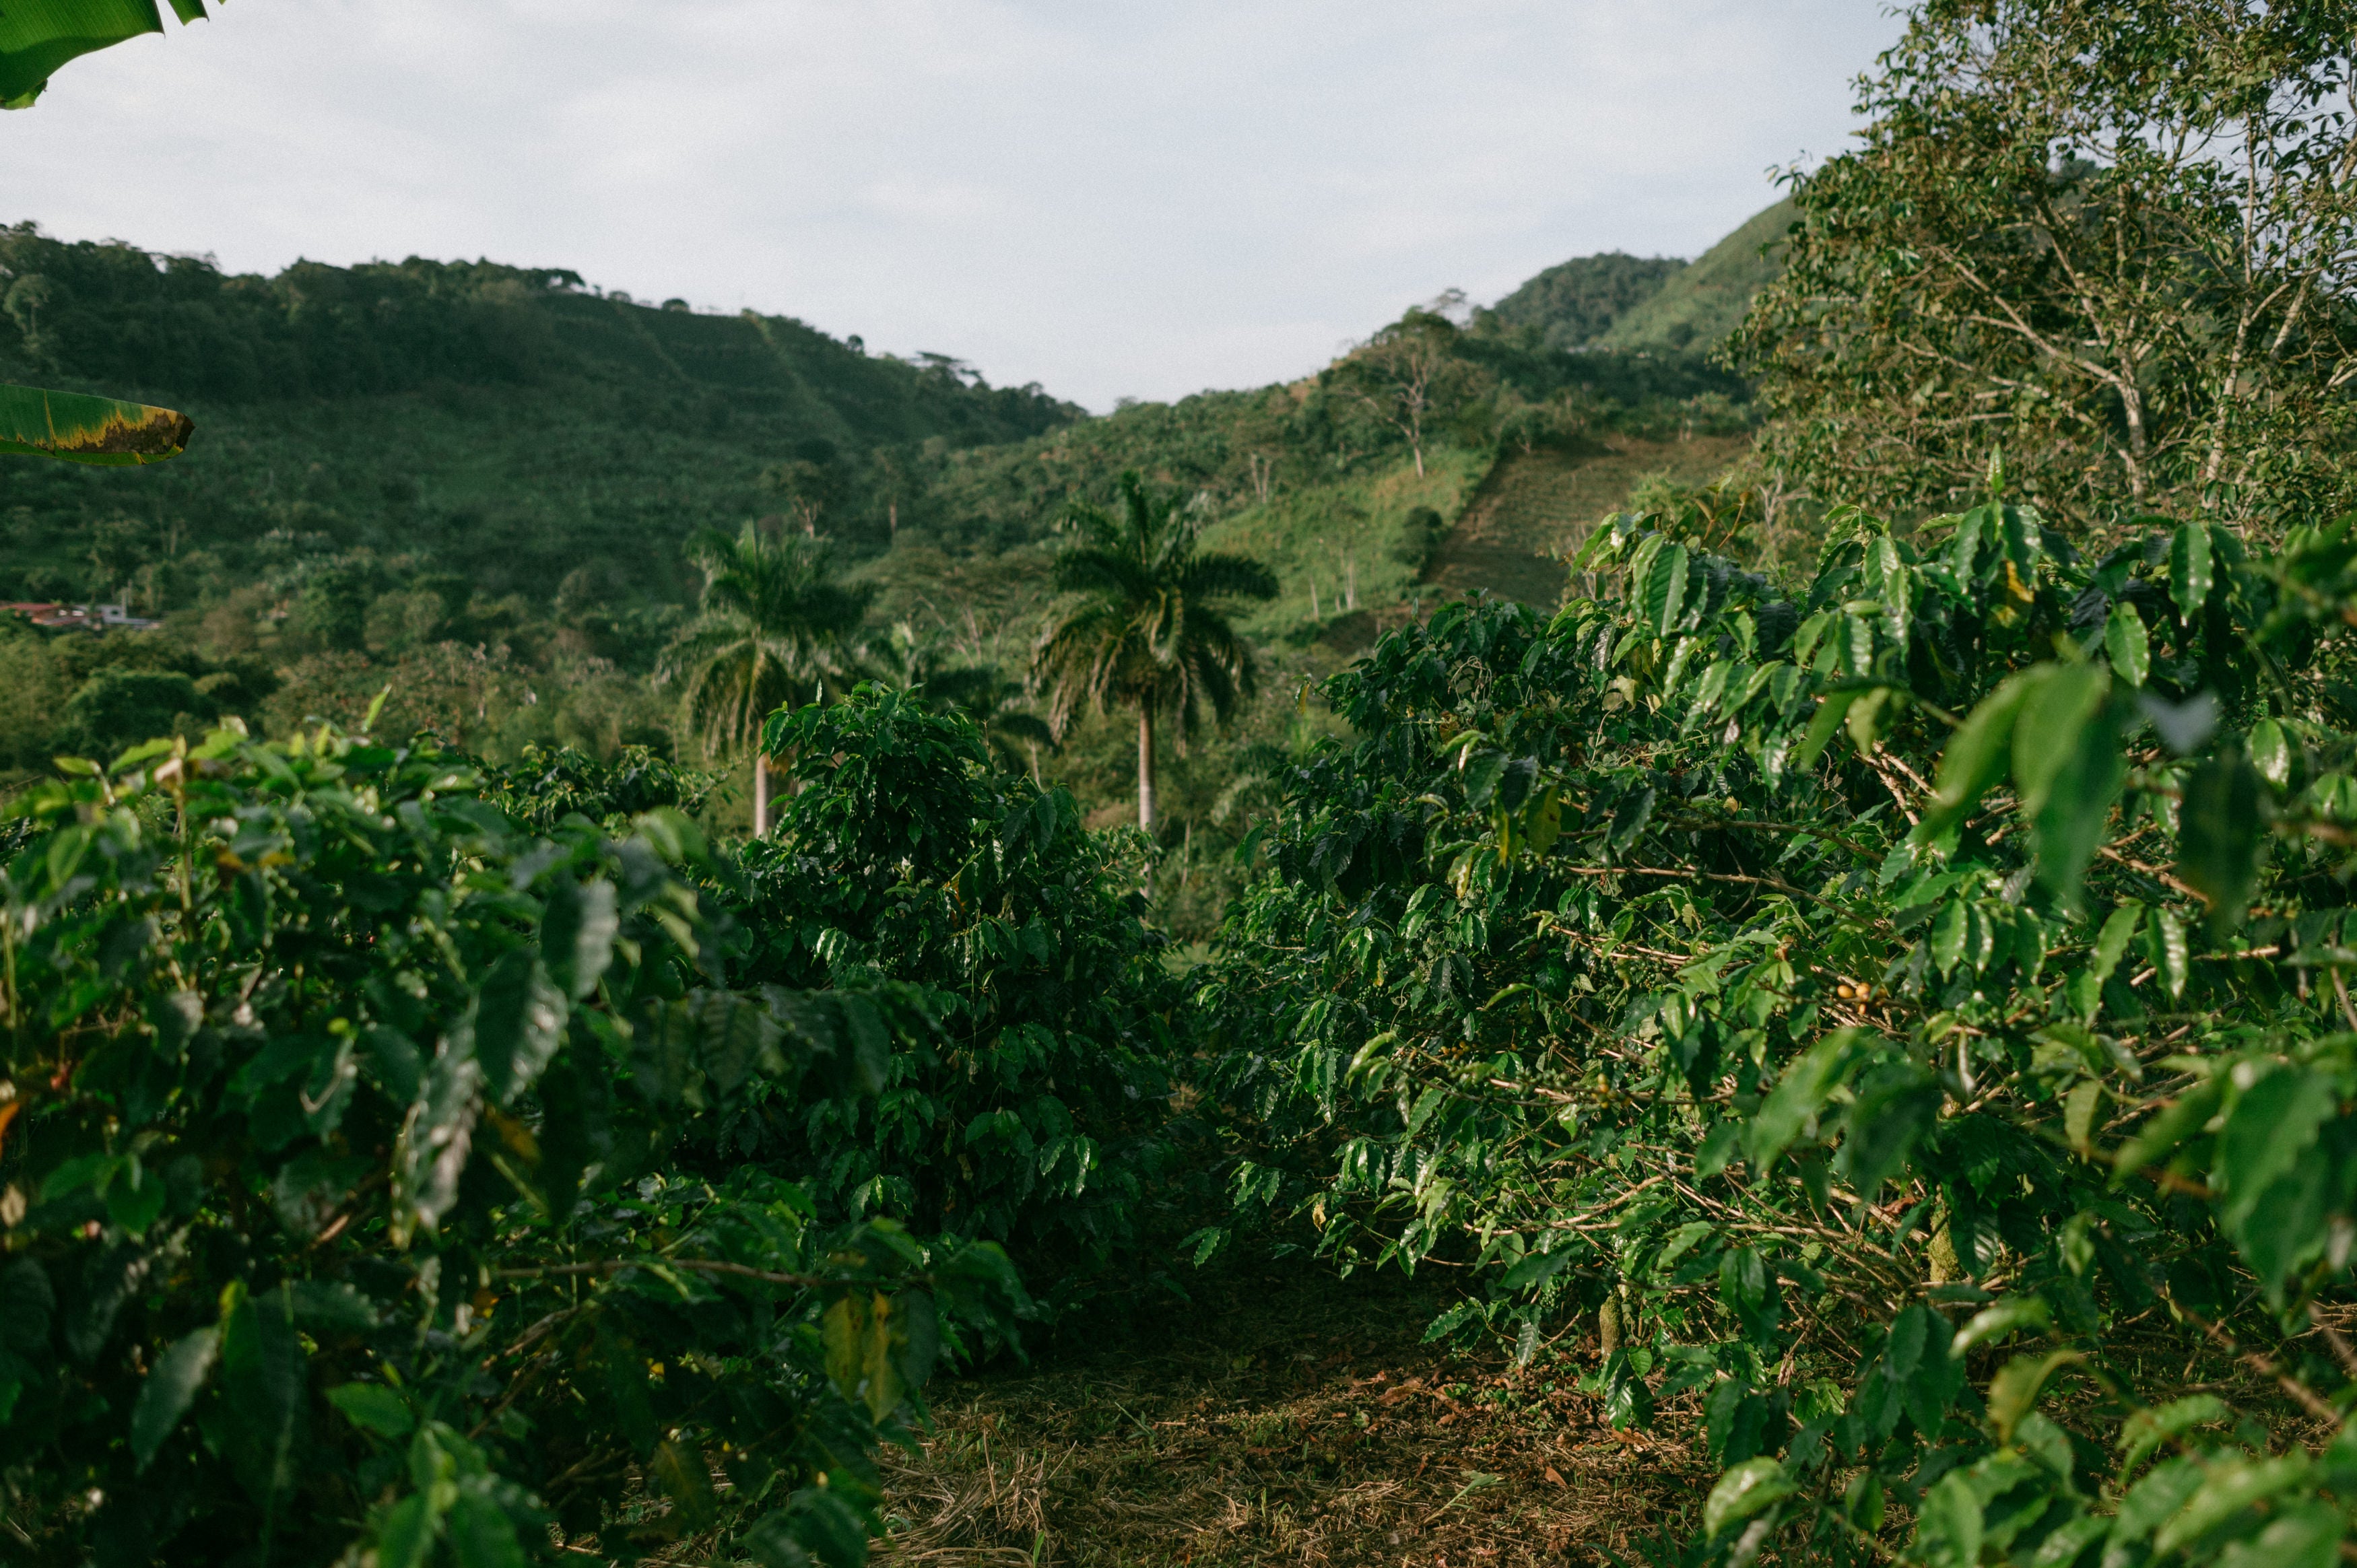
[1199, 486, 2357, 1566]
[0, 716, 1131, 1565]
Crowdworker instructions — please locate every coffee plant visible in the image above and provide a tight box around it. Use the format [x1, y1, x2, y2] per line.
[737, 687, 1187, 1301]
[0, 720, 1020, 1567]
[1199, 485, 2357, 1566]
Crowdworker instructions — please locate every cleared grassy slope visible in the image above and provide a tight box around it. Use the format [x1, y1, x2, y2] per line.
[1421, 434, 1754, 608]
[1594, 198, 1797, 354]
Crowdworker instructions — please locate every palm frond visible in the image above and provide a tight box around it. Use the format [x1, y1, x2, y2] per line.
[1177, 553, 1280, 603]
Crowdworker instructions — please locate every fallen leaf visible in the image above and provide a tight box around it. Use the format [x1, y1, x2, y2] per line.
[1543, 1464, 1565, 1487]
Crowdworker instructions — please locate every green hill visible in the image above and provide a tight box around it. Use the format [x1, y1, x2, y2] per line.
[1594, 197, 1797, 353]
[0, 215, 1760, 871]
[0, 223, 1077, 605]
[1476, 251, 1684, 349]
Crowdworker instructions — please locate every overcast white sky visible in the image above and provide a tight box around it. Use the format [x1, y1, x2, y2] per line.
[6, 1, 1903, 410]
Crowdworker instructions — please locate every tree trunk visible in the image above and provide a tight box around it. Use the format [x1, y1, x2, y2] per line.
[1137, 707, 1157, 833]
[753, 750, 771, 838]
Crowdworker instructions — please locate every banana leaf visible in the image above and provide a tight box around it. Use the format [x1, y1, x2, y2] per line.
[0, 382, 192, 463]
[2, 0, 213, 110]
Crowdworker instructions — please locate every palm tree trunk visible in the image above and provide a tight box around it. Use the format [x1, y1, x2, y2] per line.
[1137, 707, 1157, 833]
[753, 751, 771, 838]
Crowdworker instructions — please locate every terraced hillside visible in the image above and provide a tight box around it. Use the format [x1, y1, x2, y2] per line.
[1422, 434, 1753, 607]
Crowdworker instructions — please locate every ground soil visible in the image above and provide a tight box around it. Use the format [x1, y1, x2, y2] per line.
[877, 1264, 1711, 1567]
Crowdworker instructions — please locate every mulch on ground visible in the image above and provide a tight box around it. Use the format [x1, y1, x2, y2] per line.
[877, 1265, 1713, 1567]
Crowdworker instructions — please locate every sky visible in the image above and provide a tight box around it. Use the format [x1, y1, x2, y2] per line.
[5, 1, 1906, 411]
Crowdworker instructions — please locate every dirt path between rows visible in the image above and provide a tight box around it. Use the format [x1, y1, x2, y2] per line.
[878, 1266, 1711, 1567]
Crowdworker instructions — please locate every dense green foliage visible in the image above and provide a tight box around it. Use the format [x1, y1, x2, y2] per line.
[38, 7, 2357, 1561]
[1736, 3, 2357, 526]
[1197, 483, 2357, 1564]
[0, 224, 1075, 611]
[0, 725, 1024, 1566]
[735, 689, 1187, 1295]
[1479, 253, 1688, 351]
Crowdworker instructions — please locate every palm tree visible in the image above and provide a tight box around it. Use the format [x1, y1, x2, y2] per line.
[1030, 473, 1277, 831]
[658, 524, 874, 836]
[879, 620, 1055, 778]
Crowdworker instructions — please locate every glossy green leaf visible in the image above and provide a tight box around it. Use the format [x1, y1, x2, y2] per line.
[1746, 1029, 1861, 1172]
[2215, 1068, 2333, 1234]
[2169, 521, 2213, 618]
[649, 1439, 720, 1534]
[2011, 662, 2109, 815]
[2104, 601, 2149, 687]
[0, 1, 210, 110]
[374, 1495, 440, 1568]
[2212, 1502, 2343, 1568]
[822, 1291, 903, 1423]
[2146, 908, 2188, 998]
[2152, 1455, 2313, 1555]
[2118, 1394, 2228, 1477]
[220, 1286, 307, 1506]
[1950, 1296, 2049, 1357]
[465, 949, 568, 1104]
[328, 1382, 414, 1439]
[541, 877, 619, 1001]
[2177, 757, 2266, 932]
[1645, 541, 1690, 636]
[1919, 668, 2037, 837]
[1795, 689, 1857, 772]
[1836, 1063, 1941, 1193]
[1702, 1457, 1791, 1536]
[447, 1493, 530, 1568]
[2091, 904, 2142, 984]
[2113, 1077, 2224, 1181]
[1845, 684, 1892, 756]
[2249, 719, 2290, 786]
[1986, 1349, 2082, 1443]
[1931, 899, 1968, 978]
[0, 380, 191, 461]
[130, 1325, 218, 1470]
[1915, 1472, 1983, 1568]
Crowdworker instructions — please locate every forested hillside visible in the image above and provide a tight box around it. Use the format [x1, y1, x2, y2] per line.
[0, 224, 1077, 600]
[0, 211, 1758, 887]
[1479, 251, 1688, 350]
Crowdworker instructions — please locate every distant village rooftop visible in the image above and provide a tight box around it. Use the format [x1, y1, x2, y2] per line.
[0, 602, 161, 632]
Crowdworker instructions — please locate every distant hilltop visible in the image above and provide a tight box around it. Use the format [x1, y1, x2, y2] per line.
[1479, 198, 1797, 357]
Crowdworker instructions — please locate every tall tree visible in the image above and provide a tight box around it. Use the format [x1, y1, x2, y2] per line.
[1735, 0, 2357, 531]
[1031, 473, 1276, 831]
[659, 524, 873, 836]
[1327, 295, 1482, 477]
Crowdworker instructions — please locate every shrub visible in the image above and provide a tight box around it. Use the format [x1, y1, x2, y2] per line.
[57, 667, 217, 760]
[737, 687, 1187, 1302]
[0, 722, 1019, 1566]
[1199, 490, 2357, 1565]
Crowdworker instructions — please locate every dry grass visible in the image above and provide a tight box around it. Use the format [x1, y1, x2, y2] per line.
[875, 1266, 1712, 1568]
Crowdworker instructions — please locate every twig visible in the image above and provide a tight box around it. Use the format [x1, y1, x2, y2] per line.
[2174, 1293, 2343, 1427]
[496, 1258, 844, 1289]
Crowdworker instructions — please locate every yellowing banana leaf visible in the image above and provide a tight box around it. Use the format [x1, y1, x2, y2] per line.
[2, 0, 213, 110]
[0, 382, 193, 464]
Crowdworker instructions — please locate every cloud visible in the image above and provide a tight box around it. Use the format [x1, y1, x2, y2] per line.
[3, 0, 1900, 409]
